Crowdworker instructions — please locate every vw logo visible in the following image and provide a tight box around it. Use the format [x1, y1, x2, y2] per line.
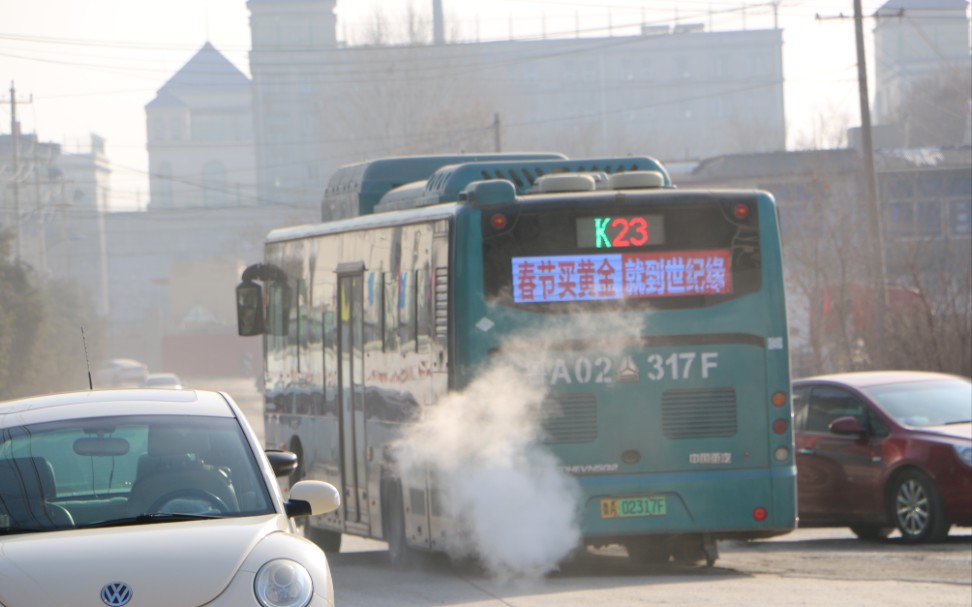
[100, 582, 133, 607]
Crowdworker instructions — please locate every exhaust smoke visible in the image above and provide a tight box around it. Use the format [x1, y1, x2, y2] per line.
[393, 364, 582, 579]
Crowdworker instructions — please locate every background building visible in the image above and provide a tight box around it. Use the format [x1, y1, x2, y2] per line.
[146, 42, 258, 210]
[5, 0, 968, 379]
[247, 0, 786, 210]
[873, 0, 972, 147]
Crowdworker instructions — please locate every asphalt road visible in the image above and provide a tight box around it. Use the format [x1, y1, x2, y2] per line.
[326, 530, 972, 606]
[196, 376, 972, 606]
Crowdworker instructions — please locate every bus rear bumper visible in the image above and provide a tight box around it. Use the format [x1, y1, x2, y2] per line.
[573, 466, 796, 542]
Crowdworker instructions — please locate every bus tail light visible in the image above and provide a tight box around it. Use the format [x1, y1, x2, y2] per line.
[489, 213, 508, 230]
[753, 507, 768, 522]
[774, 446, 790, 462]
[771, 391, 787, 407]
[772, 419, 788, 434]
[733, 203, 750, 220]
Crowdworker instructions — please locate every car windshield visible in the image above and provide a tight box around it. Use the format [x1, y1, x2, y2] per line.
[862, 379, 972, 427]
[0, 414, 276, 535]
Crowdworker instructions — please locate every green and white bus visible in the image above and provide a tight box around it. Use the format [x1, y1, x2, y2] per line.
[236, 153, 795, 567]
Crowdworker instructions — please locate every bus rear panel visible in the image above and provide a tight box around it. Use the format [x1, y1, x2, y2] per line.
[463, 188, 795, 553]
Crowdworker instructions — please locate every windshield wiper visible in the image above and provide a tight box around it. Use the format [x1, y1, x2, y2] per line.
[944, 420, 972, 425]
[79, 512, 223, 529]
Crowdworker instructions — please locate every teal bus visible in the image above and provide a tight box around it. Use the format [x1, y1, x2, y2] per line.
[236, 153, 795, 567]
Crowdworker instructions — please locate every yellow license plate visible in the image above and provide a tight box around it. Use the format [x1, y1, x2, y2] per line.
[600, 496, 667, 519]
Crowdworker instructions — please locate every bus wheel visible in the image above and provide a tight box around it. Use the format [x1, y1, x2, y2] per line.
[305, 523, 343, 553]
[625, 536, 672, 565]
[702, 536, 719, 567]
[384, 481, 417, 568]
[889, 470, 950, 543]
[666, 535, 718, 566]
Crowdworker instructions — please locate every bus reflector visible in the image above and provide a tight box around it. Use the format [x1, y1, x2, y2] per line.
[490, 213, 508, 230]
[753, 507, 768, 522]
[733, 203, 750, 220]
[771, 391, 787, 407]
[772, 419, 788, 434]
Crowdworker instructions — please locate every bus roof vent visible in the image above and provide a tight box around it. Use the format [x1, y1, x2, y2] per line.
[608, 171, 666, 190]
[534, 174, 597, 193]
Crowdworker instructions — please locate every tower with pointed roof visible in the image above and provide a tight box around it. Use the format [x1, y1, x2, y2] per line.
[145, 42, 257, 210]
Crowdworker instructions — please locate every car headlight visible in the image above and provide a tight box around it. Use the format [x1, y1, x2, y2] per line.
[254, 559, 314, 607]
[954, 444, 972, 467]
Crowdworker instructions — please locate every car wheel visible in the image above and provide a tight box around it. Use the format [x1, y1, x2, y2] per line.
[849, 524, 893, 541]
[384, 481, 417, 568]
[889, 470, 950, 543]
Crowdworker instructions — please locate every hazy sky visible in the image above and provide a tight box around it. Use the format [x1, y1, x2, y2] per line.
[0, 0, 896, 211]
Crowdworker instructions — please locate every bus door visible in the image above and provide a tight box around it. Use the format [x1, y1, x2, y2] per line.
[337, 269, 370, 531]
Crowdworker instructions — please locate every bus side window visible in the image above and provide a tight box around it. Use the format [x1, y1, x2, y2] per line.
[416, 268, 430, 353]
[363, 271, 382, 352]
[384, 271, 399, 352]
[399, 270, 415, 348]
[268, 282, 292, 337]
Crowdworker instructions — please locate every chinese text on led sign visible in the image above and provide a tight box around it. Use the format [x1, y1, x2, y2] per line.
[511, 250, 732, 303]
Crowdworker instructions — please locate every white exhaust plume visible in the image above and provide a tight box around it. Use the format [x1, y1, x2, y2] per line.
[393, 364, 582, 579]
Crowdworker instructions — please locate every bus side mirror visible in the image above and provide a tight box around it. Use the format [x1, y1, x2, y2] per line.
[237, 280, 266, 336]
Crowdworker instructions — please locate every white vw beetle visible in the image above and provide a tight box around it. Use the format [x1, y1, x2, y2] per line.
[0, 389, 340, 607]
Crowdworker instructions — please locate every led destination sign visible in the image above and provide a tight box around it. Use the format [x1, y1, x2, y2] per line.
[576, 215, 665, 249]
[512, 250, 732, 304]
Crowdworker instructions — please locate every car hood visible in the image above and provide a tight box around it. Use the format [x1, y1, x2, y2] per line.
[0, 514, 285, 607]
[916, 422, 972, 441]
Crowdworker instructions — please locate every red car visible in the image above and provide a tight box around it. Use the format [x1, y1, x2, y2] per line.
[793, 371, 972, 542]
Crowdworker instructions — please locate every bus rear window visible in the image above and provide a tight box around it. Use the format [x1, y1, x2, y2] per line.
[482, 195, 762, 311]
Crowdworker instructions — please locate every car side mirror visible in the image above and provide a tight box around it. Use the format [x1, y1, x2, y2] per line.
[265, 449, 298, 478]
[829, 415, 865, 435]
[286, 481, 341, 517]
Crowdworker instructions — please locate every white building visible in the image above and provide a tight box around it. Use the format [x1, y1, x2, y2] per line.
[873, 0, 972, 127]
[145, 42, 258, 210]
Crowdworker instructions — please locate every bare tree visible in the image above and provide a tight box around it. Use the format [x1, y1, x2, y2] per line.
[883, 236, 972, 377]
[355, 2, 433, 47]
[790, 102, 852, 151]
[890, 67, 972, 148]
[782, 167, 875, 376]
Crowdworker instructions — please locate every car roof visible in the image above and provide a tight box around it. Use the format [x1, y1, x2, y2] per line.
[0, 389, 235, 428]
[794, 370, 969, 389]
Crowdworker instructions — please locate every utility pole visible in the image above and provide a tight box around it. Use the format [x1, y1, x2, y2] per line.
[10, 81, 22, 261]
[493, 113, 501, 152]
[852, 0, 889, 362]
[3, 82, 32, 261]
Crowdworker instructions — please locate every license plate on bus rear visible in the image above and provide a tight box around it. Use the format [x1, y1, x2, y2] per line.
[600, 496, 667, 519]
